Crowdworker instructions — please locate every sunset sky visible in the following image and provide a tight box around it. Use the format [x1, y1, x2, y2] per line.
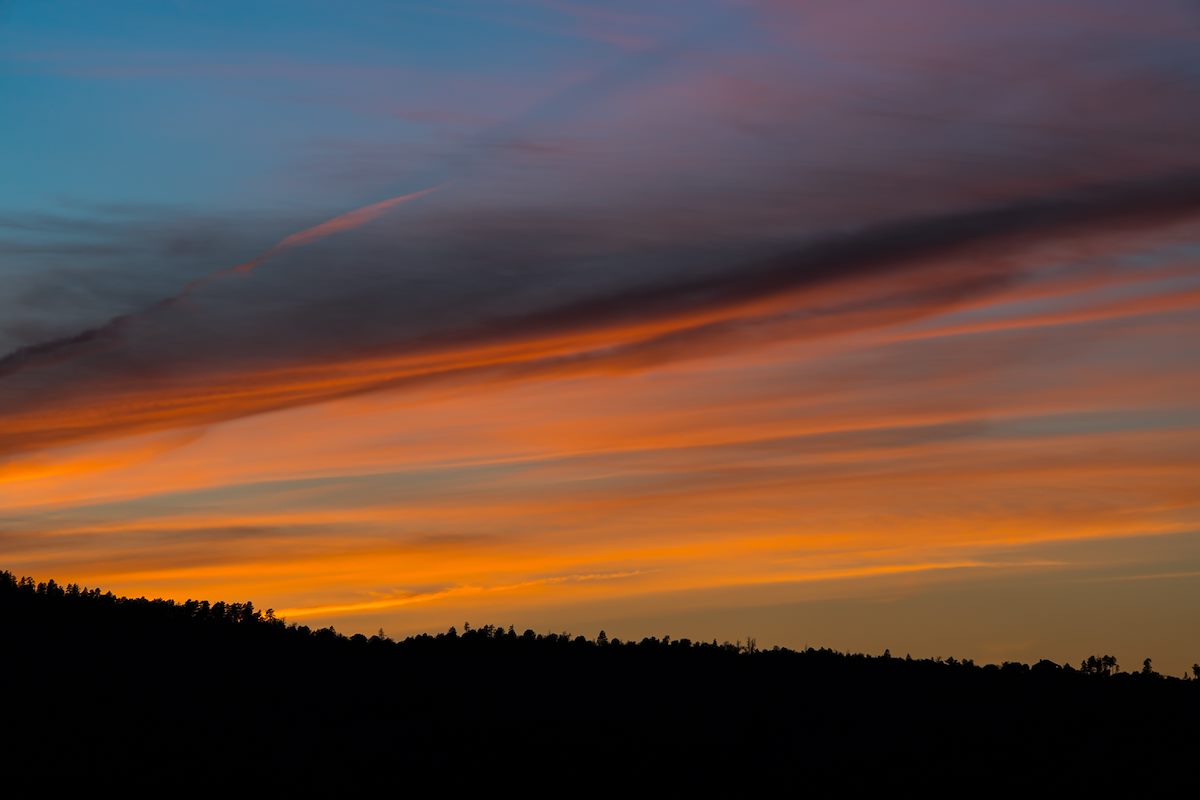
[2, 1, 1198, 673]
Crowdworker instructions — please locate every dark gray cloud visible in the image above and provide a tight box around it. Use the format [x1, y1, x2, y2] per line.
[2, 169, 1199, 457]
[0, 203, 299, 356]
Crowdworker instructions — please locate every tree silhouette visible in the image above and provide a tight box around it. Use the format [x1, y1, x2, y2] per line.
[1, 569, 1197, 793]
[1081, 654, 1120, 676]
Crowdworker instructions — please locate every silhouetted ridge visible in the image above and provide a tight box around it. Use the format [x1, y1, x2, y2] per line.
[3, 571, 1197, 791]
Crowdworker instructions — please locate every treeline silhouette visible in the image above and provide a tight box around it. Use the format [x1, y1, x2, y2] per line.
[4, 571, 1197, 791]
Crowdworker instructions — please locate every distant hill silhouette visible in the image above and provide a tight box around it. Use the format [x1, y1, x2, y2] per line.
[3, 570, 1197, 791]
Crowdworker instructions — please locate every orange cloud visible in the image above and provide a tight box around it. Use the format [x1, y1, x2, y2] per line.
[229, 185, 443, 274]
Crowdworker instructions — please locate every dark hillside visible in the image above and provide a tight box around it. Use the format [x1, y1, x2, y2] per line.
[3, 571, 1196, 791]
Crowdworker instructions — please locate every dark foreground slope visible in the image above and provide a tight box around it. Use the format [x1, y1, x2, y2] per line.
[3, 572, 1197, 792]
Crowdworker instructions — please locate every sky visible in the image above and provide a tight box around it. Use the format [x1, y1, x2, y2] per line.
[2, 0, 1199, 673]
